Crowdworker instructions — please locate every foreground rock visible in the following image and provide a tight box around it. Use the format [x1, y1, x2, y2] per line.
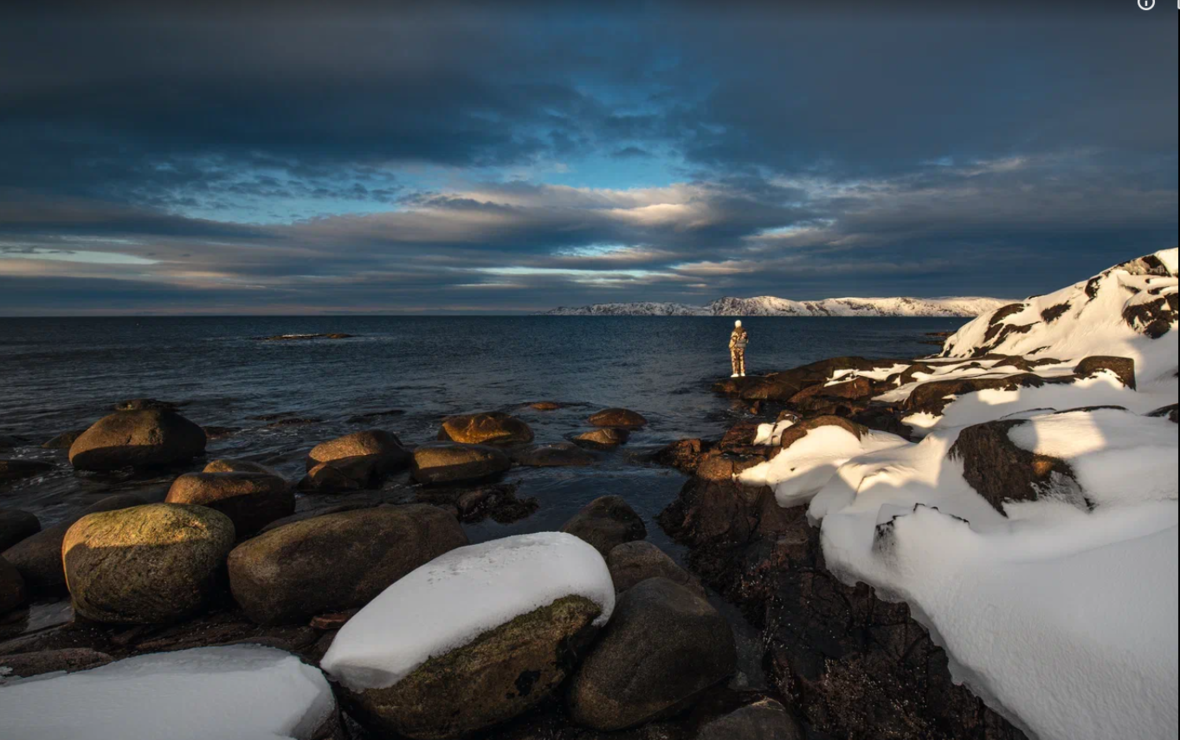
[573, 427, 630, 450]
[697, 697, 804, 740]
[228, 505, 468, 625]
[561, 496, 647, 557]
[166, 463, 293, 537]
[410, 443, 511, 485]
[0, 508, 40, 551]
[63, 503, 236, 624]
[322, 533, 614, 740]
[2, 494, 146, 594]
[510, 442, 595, 467]
[606, 541, 705, 598]
[0, 459, 54, 482]
[568, 578, 737, 731]
[438, 412, 534, 445]
[588, 408, 648, 429]
[69, 409, 207, 471]
[0, 557, 26, 614]
[303, 430, 411, 491]
[949, 419, 1084, 513]
[0, 645, 344, 740]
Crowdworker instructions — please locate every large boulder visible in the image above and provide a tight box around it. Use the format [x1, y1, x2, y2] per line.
[410, 443, 511, 485]
[567, 578, 737, 731]
[588, 408, 648, 429]
[321, 533, 614, 740]
[696, 698, 804, 740]
[2, 494, 146, 594]
[0, 508, 40, 552]
[573, 427, 630, 450]
[438, 412, 534, 445]
[303, 430, 411, 491]
[228, 505, 468, 625]
[165, 467, 294, 538]
[63, 503, 236, 624]
[511, 442, 595, 468]
[68, 409, 207, 471]
[0, 459, 54, 483]
[607, 541, 705, 598]
[561, 496, 647, 557]
[948, 419, 1084, 514]
[1, 556, 26, 615]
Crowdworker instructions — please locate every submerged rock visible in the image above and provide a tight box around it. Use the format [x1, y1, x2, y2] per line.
[573, 427, 630, 450]
[62, 503, 236, 624]
[438, 412, 535, 446]
[114, 398, 180, 412]
[3, 493, 146, 594]
[165, 467, 293, 538]
[568, 578, 737, 731]
[69, 409, 207, 471]
[510, 442, 595, 467]
[588, 408, 648, 429]
[528, 401, 562, 411]
[561, 496, 647, 557]
[418, 484, 539, 524]
[410, 443, 511, 485]
[0, 459, 54, 482]
[228, 505, 468, 625]
[0, 508, 40, 552]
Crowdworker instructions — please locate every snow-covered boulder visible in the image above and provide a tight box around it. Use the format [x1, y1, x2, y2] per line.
[0, 645, 342, 740]
[567, 577, 737, 731]
[942, 248, 1178, 383]
[320, 532, 615, 740]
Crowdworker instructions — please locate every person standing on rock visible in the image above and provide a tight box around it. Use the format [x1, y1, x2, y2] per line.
[729, 320, 749, 378]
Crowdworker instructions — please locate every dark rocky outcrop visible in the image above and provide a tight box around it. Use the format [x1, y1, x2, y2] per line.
[1073, 355, 1136, 389]
[303, 430, 411, 491]
[1148, 404, 1179, 424]
[650, 438, 708, 475]
[438, 412, 535, 446]
[228, 505, 468, 625]
[63, 503, 237, 624]
[417, 484, 539, 524]
[574, 427, 630, 450]
[510, 442, 595, 468]
[69, 409, 207, 471]
[778, 415, 868, 450]
[788, 376, 874, 405]
[0, 459, 54, 482]
[561, 496, 647, 557]
[0, 648, 114, 681]
[166, 466, 294, 538]
[607, 541, 705, 598]
[903, 373, 1057, 417]
[342, 596, 604, 740]
[588, 408, 648, 429]
[0, 509, 40, 552]
[948, 420, 1085, 514]
[410, 443, 512, 485]
[1123, 293, 1178, 339]
[567, 578, 737, 731]
[2, 494, 146, 594]
[696, 697, 804, 740]
[714, 357, 902, 402]
[0, 557, 26, 615]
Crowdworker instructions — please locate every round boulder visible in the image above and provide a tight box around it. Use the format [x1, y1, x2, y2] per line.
[410, 443, 511, 485]
[2, 494, 145, 594]
[588, 408, 648, 429]
[567, 578, 737, 731]
[228, 505, 468, 625]
[438, 412, 534, 445]
[607, 541, 705, 598]
[697, 698, 804, 740]
[528, 401, 562, 411]
[561, 496, 647, 557]
[573, 427, 630, 450]
[510, 442, 595, 468]
[0, 509, 40, 552]
[69, 409, 207, 471]
[1, 556, 26, 615]
[63, 503, 236, 624]
[165, 469, 293, 538]
[304, 430, 411, 491]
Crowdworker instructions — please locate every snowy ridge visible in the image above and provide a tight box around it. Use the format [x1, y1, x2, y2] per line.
[546, 295, 1006, 317]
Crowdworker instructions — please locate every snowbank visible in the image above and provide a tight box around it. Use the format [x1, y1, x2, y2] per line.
[321, 532, 615, 692]
[0, 645, 336, 740]
[752, 418, 797, 446]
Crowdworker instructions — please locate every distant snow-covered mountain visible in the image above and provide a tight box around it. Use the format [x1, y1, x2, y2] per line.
[545, 295, 1007, 318]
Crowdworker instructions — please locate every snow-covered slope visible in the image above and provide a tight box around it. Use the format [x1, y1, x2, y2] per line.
[546, 295, 1005, 317]
[942, 249, 1178, 382]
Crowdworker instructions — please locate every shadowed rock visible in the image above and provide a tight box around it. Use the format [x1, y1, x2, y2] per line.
[228, 505, 468, 625]
[607, 541, 705, 598]
[789, 376, 874, 405]
[0, 509, 40, 552]
[561, 496, 646, 557]
[303, 430, 411, 492]
[903, 373, 1057, 418]
[2, 494, 146, 594]
[0, 459, 54, 483]
[1148, 404, 1178, 424]
[410, 443, 512, 485]
[42, 429, 86, 450]
[568, 578, 737, 731]
[1, 557, 26, 615]
[63, 503, 236, 624]
[778, 416, 869, 450]
[1074, 356, 1136, 389]
[588, 408, 648, 429]
[166, 468, 294, 538]
[0, 648, 114, 682]
[69, 409, 207, 471]
[438, 412, 534, 446]
[573, 428, 630, 450]
[697, 697, 804, 740]
[511, 442, 595, 468]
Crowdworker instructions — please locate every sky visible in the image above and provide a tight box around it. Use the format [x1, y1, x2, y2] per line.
[0, 2, 1176, 315]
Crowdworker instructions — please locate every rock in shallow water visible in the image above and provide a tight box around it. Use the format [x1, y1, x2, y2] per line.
[567, 578, 737, 732]
[63, 503, 236, 624]
[574, 427, 630, 450]
[0, 508, 40, 552]
[0, 459, 54, 482]
[410, 443, 511, 485]
[561, 495, 647, 557]
[588, 408, 648, 429]
[228, 505, 468, 625]
[166, 467, 293, 537]
[438, 411, 534, 445]
[510, 442, 595, 467]
[303, 430, 411, 492]
[69, 409, 207, 471]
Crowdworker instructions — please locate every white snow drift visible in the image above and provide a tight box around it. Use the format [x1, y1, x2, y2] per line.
[0, 646, 336, 740]
[321, 532, 615, 692]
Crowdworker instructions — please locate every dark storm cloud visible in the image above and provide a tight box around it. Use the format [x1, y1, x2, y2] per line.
[0, 3, 1176, 313]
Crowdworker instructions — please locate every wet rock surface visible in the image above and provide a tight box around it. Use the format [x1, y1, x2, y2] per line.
[438, 411, 535, 445]
[410, 443, 512, 485]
